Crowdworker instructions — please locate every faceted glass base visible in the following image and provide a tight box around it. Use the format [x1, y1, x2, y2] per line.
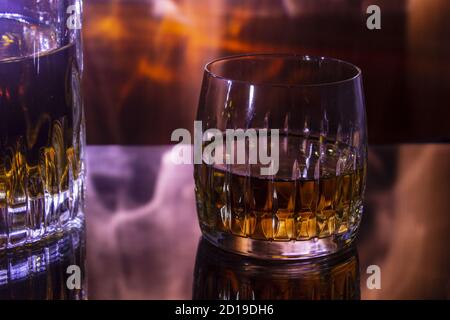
[202, 228, 357, 260]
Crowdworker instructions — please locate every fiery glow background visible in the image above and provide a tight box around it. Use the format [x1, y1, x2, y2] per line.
[82, 0, 450, 145]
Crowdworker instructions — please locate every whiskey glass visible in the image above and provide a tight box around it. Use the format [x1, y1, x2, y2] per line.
[0, 0, 85, 250]
[195, 54, 367, 259]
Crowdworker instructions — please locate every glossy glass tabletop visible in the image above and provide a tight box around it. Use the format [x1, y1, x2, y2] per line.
[86, 144, 450, 300]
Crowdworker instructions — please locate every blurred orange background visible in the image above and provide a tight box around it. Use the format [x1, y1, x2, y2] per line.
[82, 0, 450, 145]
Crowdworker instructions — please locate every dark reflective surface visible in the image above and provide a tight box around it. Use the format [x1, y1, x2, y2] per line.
[0, 225, 87, 300]
[193, 238, 360, 300]
[86, 144, 450, 299]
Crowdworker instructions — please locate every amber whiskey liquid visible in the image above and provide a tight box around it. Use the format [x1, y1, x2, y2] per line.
[195, 134, 365, 257]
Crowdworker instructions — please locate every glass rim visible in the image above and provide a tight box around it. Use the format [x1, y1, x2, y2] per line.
[204, 53, 362, 88]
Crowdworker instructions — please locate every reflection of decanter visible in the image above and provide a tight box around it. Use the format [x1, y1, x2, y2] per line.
[193, 238, 360, 300]
[0, 225, 86, 300]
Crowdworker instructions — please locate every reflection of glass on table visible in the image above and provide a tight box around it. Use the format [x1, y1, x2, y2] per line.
[0, 226, 86, 300]
[193, 238, 360, 300]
